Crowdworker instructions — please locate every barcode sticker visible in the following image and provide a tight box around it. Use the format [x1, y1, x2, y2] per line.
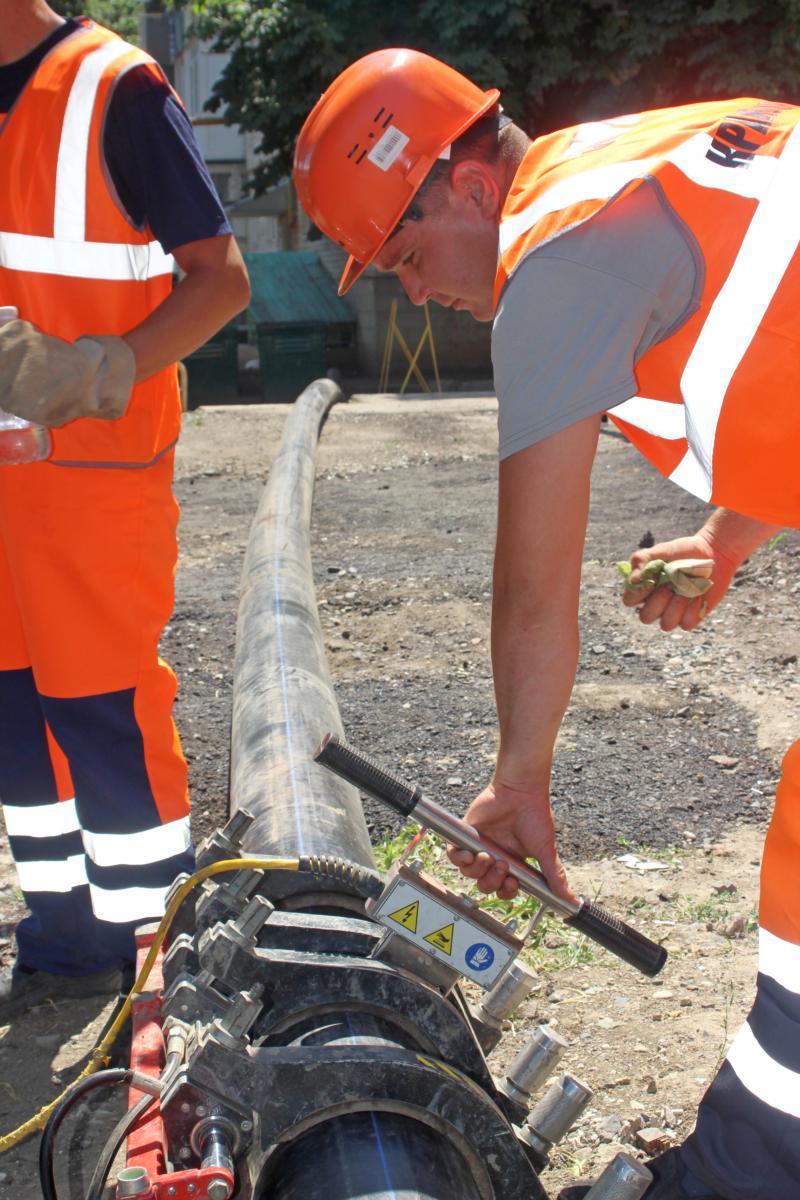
[368, 125, 410, 172]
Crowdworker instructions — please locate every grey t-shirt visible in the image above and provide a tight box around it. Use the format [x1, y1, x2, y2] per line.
[493, 179, 702, 459]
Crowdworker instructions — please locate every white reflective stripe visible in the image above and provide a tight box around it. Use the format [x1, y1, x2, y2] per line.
[499, 157, 654, 253]
[760, 927, 800, 995]
[15, 854, 87, 893]
[679, 123, 800, 487]
[668, 132, 779, 201]
[668, 446, 713, 501]
[89, 881, 168, 924]
[727, 1020, 800, 1119]
[500, 128, 785, 256]
[82, 816, 191, 868]
[2, 797, 79, 838]
[607, 396, 687, 440]
[0, 231, 174, 280]
[54, 39, 137, 241]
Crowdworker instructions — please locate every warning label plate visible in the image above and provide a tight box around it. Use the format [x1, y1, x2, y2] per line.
[372, 876, 514, 988]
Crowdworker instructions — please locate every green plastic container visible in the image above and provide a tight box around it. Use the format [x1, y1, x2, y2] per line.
[184, 326, 239, 409]
[252, 322, 327, 402]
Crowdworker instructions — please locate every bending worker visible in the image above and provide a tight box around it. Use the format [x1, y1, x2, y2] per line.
[293, 50, 800, 1200]
[0, 2, 249, 1018]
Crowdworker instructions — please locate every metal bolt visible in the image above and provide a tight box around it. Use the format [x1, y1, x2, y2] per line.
[180, 1103, 192, 1114]
[240, 1120, 252, 1132]
[187, 1186, 197, 1194]
[178, 1148, 191, 1160]
[196, 1105, 208, 1117]
[206, 1179, 232, 1200]
[166, 1189, 177, 1197]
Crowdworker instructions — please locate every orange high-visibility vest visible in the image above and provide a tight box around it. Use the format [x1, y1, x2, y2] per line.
[0, 19, 180, 466]
[495, 99, 800, 527]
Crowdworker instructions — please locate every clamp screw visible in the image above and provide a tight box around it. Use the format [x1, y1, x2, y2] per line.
[240, 1119, 253, 1132]
[206, 1178, 232, 1200]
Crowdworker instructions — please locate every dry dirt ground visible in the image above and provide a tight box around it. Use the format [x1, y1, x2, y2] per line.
[1, 394, 798, 1198]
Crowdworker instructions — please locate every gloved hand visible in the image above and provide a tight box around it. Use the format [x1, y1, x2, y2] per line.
[0, 319, 135, 427]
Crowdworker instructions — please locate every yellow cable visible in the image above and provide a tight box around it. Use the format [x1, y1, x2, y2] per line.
[0, 856, 299, 1153]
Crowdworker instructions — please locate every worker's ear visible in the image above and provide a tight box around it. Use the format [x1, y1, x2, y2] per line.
[449, 160, 501, 220]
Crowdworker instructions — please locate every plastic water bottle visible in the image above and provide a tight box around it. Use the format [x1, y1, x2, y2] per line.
[0, 306, 52, 465]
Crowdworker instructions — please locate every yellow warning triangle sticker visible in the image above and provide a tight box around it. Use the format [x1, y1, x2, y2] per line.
[423, 922, 454, 955]
[388, 900, 419, 933]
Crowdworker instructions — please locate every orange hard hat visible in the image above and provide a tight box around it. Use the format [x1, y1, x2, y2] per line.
[293, 48, 500, 294]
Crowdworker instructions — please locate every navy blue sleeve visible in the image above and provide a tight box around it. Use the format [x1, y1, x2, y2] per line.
[103, 65, 233, 254]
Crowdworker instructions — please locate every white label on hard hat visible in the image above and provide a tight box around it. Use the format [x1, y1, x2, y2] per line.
[368, 125, 410, 172]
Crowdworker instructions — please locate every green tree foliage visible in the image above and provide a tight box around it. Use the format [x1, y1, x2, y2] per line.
[183, 0, 800, 190]
[53, 0, 142, 42]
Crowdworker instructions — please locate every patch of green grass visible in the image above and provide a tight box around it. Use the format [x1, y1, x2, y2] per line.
[616, 834, 683, 864]
[373, 822, 596, 969]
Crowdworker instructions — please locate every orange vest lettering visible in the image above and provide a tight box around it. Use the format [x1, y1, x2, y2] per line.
[495, 99, 800, 527]
[0, 21, 180, 466]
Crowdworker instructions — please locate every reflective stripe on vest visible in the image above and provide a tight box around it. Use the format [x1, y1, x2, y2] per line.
[496, 101, 800, 525]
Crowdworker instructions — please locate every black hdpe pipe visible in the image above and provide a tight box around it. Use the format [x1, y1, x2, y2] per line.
[229, 379, 483, 1200]
[229, 378, 376, 902]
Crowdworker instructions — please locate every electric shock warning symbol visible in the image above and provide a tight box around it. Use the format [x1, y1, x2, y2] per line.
[424, 923, 454, 955]
[388, 900, 419, 933]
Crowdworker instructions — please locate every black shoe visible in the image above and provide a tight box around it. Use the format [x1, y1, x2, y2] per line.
[558, 1148, 725, 1199]
[0, 964, 123, 1022]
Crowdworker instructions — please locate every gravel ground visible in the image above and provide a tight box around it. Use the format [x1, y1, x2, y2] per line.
[1, 393, 797, 1198]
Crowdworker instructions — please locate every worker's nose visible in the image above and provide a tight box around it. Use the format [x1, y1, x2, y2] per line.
[397, 269, 430, 307]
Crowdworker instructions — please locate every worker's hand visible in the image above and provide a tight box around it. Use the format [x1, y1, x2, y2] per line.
[621, 531, 739, 632]
[447, 779, 578, 905]
[0, 320, 135, 427]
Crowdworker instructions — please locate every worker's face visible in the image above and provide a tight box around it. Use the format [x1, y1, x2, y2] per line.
[373, 161, 501, 322]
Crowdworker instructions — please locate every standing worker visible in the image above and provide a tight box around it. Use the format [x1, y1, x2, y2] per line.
[293, 50, 800, 1200]
[0, 2, 250, 1017]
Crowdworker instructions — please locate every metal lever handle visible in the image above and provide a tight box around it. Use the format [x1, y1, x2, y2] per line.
[314, 733, 666, 978]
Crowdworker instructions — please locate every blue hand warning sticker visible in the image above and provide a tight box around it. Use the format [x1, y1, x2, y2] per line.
[465, 942, 495, 972]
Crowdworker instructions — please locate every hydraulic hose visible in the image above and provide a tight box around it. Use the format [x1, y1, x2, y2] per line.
[38, 1069, 132, 1200]
[0, 856, 301, 1154]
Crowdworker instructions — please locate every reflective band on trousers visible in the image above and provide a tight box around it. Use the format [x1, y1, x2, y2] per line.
[2, 797, 80, 838]
[89, 881, 170, 923]
[727, 1021, 800, 1120]
[81, 815, 191, 868]
[759, 927, 800, 995]
[16, 854, 88, 893]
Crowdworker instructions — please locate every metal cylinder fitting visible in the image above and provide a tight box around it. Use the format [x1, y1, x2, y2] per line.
[476, 960, 538, 1026]
[525, 1074, 593, 1160]
[502, 1024, 568, 1105]
[115, 1166, 151, 1198]
[583, 1152, 653, 1200]
[200, 1123, 235, 1200]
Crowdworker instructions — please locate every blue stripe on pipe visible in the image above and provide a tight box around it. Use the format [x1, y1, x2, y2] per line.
[273, 536, 305, 855]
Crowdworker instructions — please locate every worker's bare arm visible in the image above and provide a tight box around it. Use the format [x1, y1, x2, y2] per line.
[621, 508, 780, 631]
[449, 413, 603, 902]
[123, 235, 251, 384]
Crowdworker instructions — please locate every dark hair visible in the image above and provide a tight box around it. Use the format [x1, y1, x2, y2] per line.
[393, 103, 507, 232]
